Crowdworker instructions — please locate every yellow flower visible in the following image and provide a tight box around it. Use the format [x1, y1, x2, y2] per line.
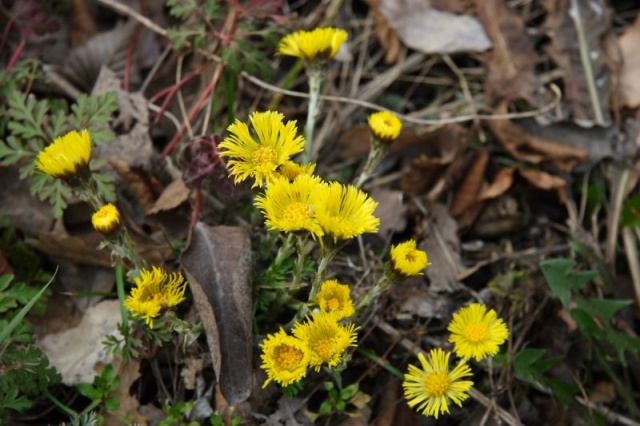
[278, 27, 348, 62]
[91, 203, 120, 235]
[368, 111, 402, 143]
[313, 279, 354, 320]
[35, 129, 92, 179]
[219, 111, 306, 187]
[314, 182, 379, 241]
[260, 329, 311, 388]
[403, 348, 473, 419]
[277, 161, 316, 181]
[254, 174, 325, 239]
[124, 267, 187, 328]
[292, 312, 358, 371]
[390, 240, 430, 277]
[447, 303, 509, 362]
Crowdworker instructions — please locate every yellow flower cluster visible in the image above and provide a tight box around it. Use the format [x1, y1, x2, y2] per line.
[124, 266, 187, 328]
[35, 129, 92, 180]
[91, 203, 121, 235]
[403, 303, 509, 418]
[368, 111, 402, 143]
[278, 27, 348, 62]
[390, 239, 430, 278]
[260, 281, 358, 387]
[220, 110, 380, 242]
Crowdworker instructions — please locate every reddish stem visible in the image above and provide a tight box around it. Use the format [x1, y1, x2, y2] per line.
[124, 23, 142, 91]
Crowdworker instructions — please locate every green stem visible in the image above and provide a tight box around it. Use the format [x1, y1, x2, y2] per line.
[45, 389, 77, 418]
[355, 273, 393, 312]
[115, 263, 129, 337]
[291, 233, 309, 287]
[354, 141, 387, 189]
[308, 243, 340, 301]
[303, 69, 323, 163]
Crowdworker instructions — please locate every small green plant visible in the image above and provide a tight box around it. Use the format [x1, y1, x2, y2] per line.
[158, 400, 198, 426]
[76, 364, 120, 415]
[0, 274, 59, 419]
[0, 82, 117, 217]
[318, 382, 360, 417]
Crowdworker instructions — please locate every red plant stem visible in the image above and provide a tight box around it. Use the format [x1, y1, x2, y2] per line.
[123, 23, 142, 91]
[158, 63, 225, 161]
[184, 180, 202, 250]
[0, 19, 13, 54]
[5, 39, 25, 72]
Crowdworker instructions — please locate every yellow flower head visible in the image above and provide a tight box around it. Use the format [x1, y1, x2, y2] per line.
[124, 266, 187, 328]
[447, 303, 509, 362]
[278, 27, 348, 62]
[260, 329, 311, 388]
[368, 111, 402, 143]
[91, 203, 121, 235]
[277, 161, 316, 181]
[313, 279, 354, 320]
[314, 182, 379, 241]
[35, 129, 92, 180]
[390, 240, 430, 278]
[254, 174, 325, 239]
[403, 348, 473, 419]
[219, 111, 306, 187]
[292, 312, 358, 371]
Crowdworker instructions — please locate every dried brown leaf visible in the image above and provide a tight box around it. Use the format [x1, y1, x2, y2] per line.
[108, 155, 163, 213]
[475, 0, 546, 106]
[449, 150, 489, 218]
[487, 103, 589, 171]
[479, 167, 515, 200]
[147, 178, 191, 215]
[376, 0, 491, 54]
[518, 168, 568, 203]
[181, 223, 253, 405]
[422, 204, 463, 293]
[104, 360, 146, 426]
[618, 14, 640, 108]
[370, 188, 406, 237]
[363, 0, 403, 64]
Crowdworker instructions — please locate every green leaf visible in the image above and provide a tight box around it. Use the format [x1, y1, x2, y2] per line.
[621, 195, 640, 227]
[77, 383, 101, 401]
[0, 273, 54, 345]
[571, 307, 602, 338]
[540, 259, 596, 309]
[589, 298, 632, 322]
[340, 383, 359, 400]
[104, 396, 120, 411]
[166, 0, 197, 18]
[318, 401, 332, 415]
[513, 348, 546, 384]
[547, 378, 579, 407]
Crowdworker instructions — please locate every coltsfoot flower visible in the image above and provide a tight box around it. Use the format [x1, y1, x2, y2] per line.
[260, 329, 311, 388]
[254, 174, 325, 239]
[35, 129, 92, 180]
[92, 203, 120, 235]
[313, 279, 354, 320]
[278, 27, 348, 62]
[277, 161, 316, 181]
[124, 266, 187, 327]
[219, 111, 306, 187]
[390, 240, 430, 277]
[403, 348, 474, 419]
[314, 182, 379, 241]
[368, 111, 402, 143]
[292, 312, 358, 371]
[448, 303, 509, 362]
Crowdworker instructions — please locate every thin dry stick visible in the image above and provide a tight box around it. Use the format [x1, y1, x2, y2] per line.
[375, 318, 522, 426]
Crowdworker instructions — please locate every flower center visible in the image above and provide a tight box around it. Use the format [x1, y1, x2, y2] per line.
[326, 297, 340, 312]
[311, 338, 333, 359]
[405, 252, 416, 262]
[251, 146, 278, 165]
[424, 372, 450, 397]
[465, 323, 489, 343]
[284, 202, 313, 223]
[276, 344, 304, 370]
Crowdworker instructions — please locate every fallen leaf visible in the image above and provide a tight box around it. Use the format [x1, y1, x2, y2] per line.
[421, 204, 463, 293]
[104, 360, 146, 426]
[181, 223, 253, 405]
[518, 168, 568, 203]
[543, 0, 615, 126]
[108, 155, 163, 213]
[588, 381, 616, 404]
[475, 0, 547, 107]
[487, 103, 589, 171]
[147, 178, 191, 214]
[619, 14, 640, 108]
[449, 150, 489, 218]
[479, 167, 515, 200]
[376, 0, 491, 54]
[26, 231, 113, 267]
[370, 188, 406, 237]
[38, 300, 121, 385]
[362, 0, 403, 64]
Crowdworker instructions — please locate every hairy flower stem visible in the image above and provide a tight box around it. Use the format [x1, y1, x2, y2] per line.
[115, 263, 130, 336]
[303, 69, 323, 163]
[356, 272, 394, 312]
[308, 243, 341, 301]
[291, 233, 309, 288]
[354, 141, 388, 189]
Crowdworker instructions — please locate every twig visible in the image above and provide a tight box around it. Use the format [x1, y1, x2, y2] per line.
[97, 0, 166, 37]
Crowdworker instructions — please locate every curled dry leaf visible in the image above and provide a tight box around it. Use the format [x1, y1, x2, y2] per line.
[421, 204, 463, 293]
[518, 168, 568, 203]
[362, 0, 403, 64]
[108, 155, 163, 213]
[449, 150, 489, 218]
[376, 0, 491, 54]
[487, 103, 589, 171]
[181, 222, 253, 405]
